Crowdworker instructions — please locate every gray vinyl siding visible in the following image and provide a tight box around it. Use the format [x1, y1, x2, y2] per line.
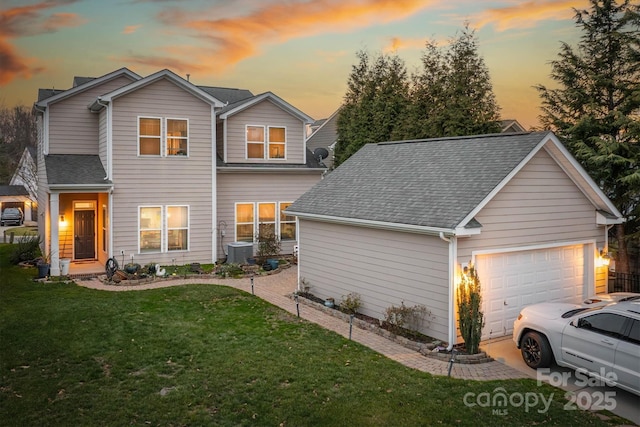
[216, 172, 322, 256]
[298, 220, 450, 341]
[48, 75, 135, 155]
[109, 78, 215, 265]
[307, 113, 337, 169]
[224, 100, 306, 164]
[457, 148, 606, 290]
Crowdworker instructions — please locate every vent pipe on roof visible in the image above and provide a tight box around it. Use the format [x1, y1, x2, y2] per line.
[186, 74, 190, 82]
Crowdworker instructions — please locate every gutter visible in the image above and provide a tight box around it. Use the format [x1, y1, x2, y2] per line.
[289, 211, 455, 236]
[439, 231, 457, 351]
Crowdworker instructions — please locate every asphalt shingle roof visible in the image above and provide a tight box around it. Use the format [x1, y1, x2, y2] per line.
[288, 132, 550, 229]
[44, 155, 112, 185]
[0, 185, 28, 197]
[198, 86, 254, 104]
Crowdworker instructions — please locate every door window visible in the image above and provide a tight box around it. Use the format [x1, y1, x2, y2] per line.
[578, 313, 628, 339]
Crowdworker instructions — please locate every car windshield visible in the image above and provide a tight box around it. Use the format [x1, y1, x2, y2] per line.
[562, 306, 602, 318]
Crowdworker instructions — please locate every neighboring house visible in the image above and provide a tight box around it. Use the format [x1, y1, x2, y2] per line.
[500, 119, 527, 133]
[34, 68, 325, 276]
[287, 132, 624, 346]
[0, 185, 30, 222]
[306, 109, 339, 170]
[7, 146, 38, 222]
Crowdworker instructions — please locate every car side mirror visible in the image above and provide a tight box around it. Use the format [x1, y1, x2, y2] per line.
[570, 320, 577, 327]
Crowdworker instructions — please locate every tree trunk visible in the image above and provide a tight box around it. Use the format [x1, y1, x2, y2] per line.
[615, 224, 629, 274]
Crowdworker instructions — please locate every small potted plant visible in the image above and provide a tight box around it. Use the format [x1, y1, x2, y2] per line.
[37, 250, 52, 279]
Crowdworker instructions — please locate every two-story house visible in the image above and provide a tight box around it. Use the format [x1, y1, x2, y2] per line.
[34, 68, 325, 276]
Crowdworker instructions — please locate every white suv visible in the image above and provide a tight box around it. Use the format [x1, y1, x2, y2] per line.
[513, 295, 640, 396]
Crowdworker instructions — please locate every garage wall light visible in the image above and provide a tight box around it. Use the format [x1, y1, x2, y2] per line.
[599, 249, 611, 267]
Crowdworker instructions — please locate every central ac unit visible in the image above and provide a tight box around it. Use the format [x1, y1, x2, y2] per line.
[227, 242, 254, 264]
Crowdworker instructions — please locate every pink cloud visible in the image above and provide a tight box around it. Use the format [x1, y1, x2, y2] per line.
[134, 0, 436, 75]
[0, 1, 84, 86]
[122, 24, 142, 35]
[472, 0, 583, 31]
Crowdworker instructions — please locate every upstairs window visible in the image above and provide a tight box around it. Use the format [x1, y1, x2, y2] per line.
[139, 118, 161, 155]
[166, 119, 188, 156]
[246, 126, 265, 159]
[268, 127, 286, 159]
[138, 117, 188, 157]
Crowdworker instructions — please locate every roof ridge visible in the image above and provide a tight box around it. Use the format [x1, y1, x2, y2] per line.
[378, 131, 543, 146]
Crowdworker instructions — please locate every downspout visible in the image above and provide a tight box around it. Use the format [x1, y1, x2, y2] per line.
[95, 98, 111, 181]
[440, 231, 457, 351]
[211, 105, 217, 263]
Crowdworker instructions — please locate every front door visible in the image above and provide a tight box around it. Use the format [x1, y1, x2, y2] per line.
[74, 210, 95, 259]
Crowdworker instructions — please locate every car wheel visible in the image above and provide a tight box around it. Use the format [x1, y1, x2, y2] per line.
[520, 331, 553, 369]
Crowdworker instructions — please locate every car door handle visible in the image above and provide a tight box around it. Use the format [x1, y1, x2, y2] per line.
[601, 339, 615, 346]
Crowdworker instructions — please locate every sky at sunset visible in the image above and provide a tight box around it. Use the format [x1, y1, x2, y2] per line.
[1, 0, 589, 130]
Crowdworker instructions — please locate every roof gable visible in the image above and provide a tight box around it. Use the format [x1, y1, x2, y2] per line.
[218, 92, 313, 123]
[288, 131, 623, 232]
[35, 68, 141, 107]
[90, 69, 225, 111]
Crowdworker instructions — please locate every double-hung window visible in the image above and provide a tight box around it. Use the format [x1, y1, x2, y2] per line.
[268, 127, 286, 159]
[139, 206, 162, 253]
[166, 119, 188, 156]
[138, 117, 188, 156]
[236, 203, 255, 242]
[139, 118, 161, 155]
[279, 202, 296, 241]
[235, 201, 295, 243]
[246, 126, 265, 159]
[246, 125, 286, 159]
[139, 205, 189, 253]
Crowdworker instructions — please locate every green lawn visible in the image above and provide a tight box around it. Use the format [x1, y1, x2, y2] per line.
[0, 244, 627, 426]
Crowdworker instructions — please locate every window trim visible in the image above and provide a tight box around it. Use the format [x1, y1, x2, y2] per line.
[166, 205, 189, 252]
[235, 201, 296, 243]
[267, 126, 286, 160]
[139, 205, 163, 254]
[138, 205, 190, 253]
[138, 116, 162, 156]
[166, 118, 189, 157]
[138, 116, 190, 157]
[246, 124, 266, 160]
[279, 201, 296, 241]
[235, 202, 255, 243]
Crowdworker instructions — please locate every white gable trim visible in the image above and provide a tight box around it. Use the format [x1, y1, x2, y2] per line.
[456, 132, 623, 229]
[35, 68, 141, 108]
[219, 92, 313, 123]
[91, 69, 224, 109]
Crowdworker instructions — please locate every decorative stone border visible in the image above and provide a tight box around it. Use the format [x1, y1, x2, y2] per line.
[294, 295, 494, 364]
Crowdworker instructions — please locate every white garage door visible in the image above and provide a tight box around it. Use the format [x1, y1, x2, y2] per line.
[475, 244, 586, 340]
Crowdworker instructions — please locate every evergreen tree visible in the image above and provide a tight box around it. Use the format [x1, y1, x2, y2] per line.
[398, 24, 502, 140]
[536, 0, 640, 274]
[334, 51, 409, 167]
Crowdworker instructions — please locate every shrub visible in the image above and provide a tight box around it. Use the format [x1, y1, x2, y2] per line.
[384, 302, 430, 335]
[9, 234, 41, 265]
[339, 292, 362, 315]
[457, 263, 485, 355]
[256, 225, 281, 259]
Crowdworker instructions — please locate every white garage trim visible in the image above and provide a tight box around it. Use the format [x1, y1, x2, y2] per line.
[470, 240, 596, 340]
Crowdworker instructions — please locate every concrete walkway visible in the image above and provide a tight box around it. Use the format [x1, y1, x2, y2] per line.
[77, 267, 526, 381]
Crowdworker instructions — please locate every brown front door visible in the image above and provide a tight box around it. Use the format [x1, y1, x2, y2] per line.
[74, 210, 95, 259]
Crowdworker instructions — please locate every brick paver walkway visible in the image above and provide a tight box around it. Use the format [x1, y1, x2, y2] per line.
[78, 267, 526, 381]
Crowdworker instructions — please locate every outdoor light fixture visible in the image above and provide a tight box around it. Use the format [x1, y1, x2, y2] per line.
[599, 249, 611, 267]
[59, 215, 65, 224]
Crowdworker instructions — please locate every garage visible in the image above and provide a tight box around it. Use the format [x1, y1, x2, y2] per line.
[475, 244, 588, 339]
